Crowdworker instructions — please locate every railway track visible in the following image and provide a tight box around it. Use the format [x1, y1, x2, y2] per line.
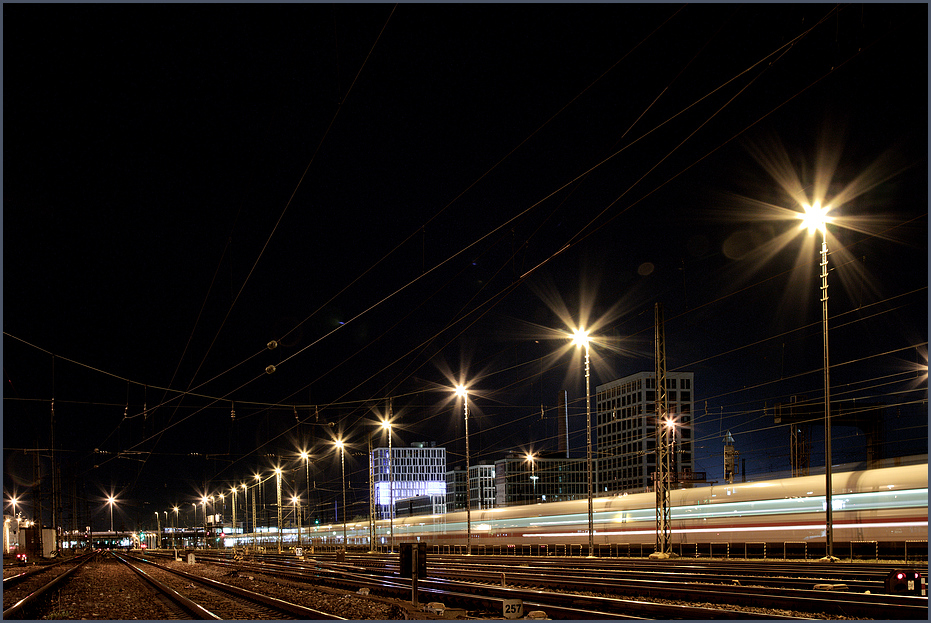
[377, 553, 925, 593]
[2, 554, 99, 619]
[2, 552, 177, 620]
[115, 553, 346, 619]
[164, 550, 927, 619]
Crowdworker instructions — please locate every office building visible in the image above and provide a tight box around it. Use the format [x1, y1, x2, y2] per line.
[446, 463, 495, 511]
[372, 442, 446, 519]
[595, 371, 694, 493]
[494, 452, 588, 507]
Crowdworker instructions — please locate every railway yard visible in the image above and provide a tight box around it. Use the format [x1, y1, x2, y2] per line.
[3, 548, 927, 620]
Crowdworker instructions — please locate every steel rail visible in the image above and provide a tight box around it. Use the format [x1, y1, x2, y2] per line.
[2, 553, 97, 619]
[124, 553, 346, 620]
[168, 552, 801, 619]
[113, 553, 222, 620]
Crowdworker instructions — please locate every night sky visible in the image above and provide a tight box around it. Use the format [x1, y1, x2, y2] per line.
[4, 4, 927, 532]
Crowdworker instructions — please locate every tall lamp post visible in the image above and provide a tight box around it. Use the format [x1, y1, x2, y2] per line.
[571, 328, 595, 557]
[154, 512, 161, 549]
[200, 497, 209, 549]
[526, 453, 538, 503]
[455, 385, 472, 555]
[799, 201, 836, 561]
[292, 495, 300, 547]
[172, 506, 179, 550]
[334, 439, 348, 547]
[191, 503, 198, 548]
[382, 418, 394, 553]
[299, 452, 311, 541]
[219, 493, 225, 532]
[230, 488, 238, 545]
[252, 475, 260, 550]
[274, 467, 283, 554]
[107, 496, 115, 535]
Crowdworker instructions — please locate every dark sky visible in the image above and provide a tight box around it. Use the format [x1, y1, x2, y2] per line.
[4, 4, 927, 531]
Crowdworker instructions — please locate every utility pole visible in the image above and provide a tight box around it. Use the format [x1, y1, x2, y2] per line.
[368, 433, 375, 552]
[651, 303, 675, 559]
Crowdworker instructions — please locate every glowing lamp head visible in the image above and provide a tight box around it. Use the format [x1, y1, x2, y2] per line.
[455, 385, 468, 398]
[798, 201, 832, 235]
[381, 419, 391, 430]
[334, 439, 344, 450]
[571, 328, 590, 348]
[299, 451, 309, 461]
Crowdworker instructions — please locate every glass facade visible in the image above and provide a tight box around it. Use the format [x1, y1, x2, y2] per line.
[372, 445, 446, 518]
[595, 371, 695, 493]
[494, 454, 588, 507]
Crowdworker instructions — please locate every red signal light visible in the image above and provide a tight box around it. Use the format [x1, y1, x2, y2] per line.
[886, 569, 923, 594]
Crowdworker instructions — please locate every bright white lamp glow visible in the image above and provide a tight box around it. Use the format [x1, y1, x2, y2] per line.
[571, 328, 591, 348]
[798, 201, 833, 235]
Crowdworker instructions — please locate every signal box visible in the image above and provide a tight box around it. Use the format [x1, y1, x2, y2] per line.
[400, 542, 427, 579]
[885, 570, 924, 595]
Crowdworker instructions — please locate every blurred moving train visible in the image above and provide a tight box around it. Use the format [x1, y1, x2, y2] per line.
[304, 463, 927, 552]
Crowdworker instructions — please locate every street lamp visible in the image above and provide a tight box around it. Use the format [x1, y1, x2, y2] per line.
[299, 452, 312, 540]
[291, 495, 300, 547]
[455, 385, 472, 555]
[172, 506, 179, 550]
[381, 419, 394, 553]
[230, 487, 238, 544]
[107, 496, 115, 533]
[240, 483, 247, 545]
[334, 439, 348, 548]
[154, 512, 161, 549]
[526, 452, 538, 503]
[571, 327, 595, 557]
[201, 497, 209, 549]
[274, 467, 283, 554]
[253, 474, 261, 550]
[191, 503, 197, 548]
[798, 200, 837, 562]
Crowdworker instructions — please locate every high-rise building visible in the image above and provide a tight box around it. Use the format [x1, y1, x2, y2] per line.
[494, 453, 588, 507]
[446, 464, 495, 511]
[470, 464, 496, 510]
[372, 442, 446, 519]
[445, 468, 467, 512]
[595, 371, 694, 493]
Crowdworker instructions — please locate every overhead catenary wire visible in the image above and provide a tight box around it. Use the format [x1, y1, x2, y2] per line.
[6, 7, 924, 497]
